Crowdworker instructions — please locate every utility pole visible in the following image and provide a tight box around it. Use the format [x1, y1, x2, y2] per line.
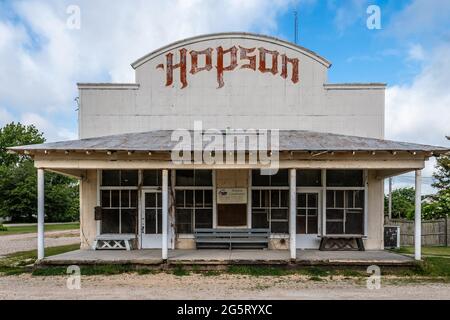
[294, 10, 298, 44]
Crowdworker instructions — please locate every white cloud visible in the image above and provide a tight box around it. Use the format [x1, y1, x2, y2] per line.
[0, 0, 296, 141]
[386, 43, 450, 193]
[407, 43, 425, 61]
[0, 107, 14, 127]
[328, 0, 369, 33]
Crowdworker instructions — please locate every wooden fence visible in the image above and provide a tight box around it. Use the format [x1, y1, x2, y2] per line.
[385, 217, 449, 246]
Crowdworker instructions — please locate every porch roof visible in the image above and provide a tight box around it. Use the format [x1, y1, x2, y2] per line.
[8, 130, 449, 155]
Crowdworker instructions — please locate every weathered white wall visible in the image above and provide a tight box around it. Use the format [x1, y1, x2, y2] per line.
[80, 169, 97, 249]
[78, 33, 385, 140]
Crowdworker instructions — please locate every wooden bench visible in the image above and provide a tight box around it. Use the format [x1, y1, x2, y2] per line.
[318, 234, 365, 251]
[93, 234, 135, 251]
[194, 228, 270, 249]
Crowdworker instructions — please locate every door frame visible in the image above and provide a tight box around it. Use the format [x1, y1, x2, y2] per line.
[295, 187, 322, 249]
[140, 188, 167, 249]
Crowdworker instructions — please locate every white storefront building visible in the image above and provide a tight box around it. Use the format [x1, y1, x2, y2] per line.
[10, 33, 447, 261]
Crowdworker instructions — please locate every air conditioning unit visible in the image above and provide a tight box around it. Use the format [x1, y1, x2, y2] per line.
[384, 225, 401, 249]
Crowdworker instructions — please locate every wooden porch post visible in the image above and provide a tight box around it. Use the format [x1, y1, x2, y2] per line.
[162, 169, 169, 260]
[289, 169, 296, 260]
[37, 168, 45, 260]
[415, 169, 422, 261]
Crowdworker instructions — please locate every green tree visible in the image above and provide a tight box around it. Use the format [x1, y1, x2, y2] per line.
[0, 122, 79, 222]
[425, 154, 450, 219]
[384, 187, 416, 219]
[0, 122, 44, 166]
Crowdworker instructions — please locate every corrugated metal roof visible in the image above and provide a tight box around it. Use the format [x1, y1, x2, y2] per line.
[7, 130, 449, 154]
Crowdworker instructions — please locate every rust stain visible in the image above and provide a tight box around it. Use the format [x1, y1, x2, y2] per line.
[239, 46, 256, 70]
[216, 46, 238, 89]
[281, 54, 299, 84]
[190, 48, 213, 75]
[154, 44, 300, 89]
[258, 47, 278, 75]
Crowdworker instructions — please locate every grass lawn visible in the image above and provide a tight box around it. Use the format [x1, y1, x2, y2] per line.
[392, 246, 450, 258]
[0, 244, 80, 276]
[0, 222, 79, 236]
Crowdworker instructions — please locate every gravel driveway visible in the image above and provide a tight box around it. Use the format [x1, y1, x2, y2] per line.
[0, 230, 79, 256]
[0, 273, 449, 300]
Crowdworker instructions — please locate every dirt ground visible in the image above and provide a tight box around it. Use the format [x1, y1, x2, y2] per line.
[0, 273, 449, 300]
[0, 231, 79, 256]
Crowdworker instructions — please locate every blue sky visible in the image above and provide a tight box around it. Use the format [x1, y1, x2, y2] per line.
[0, 0, 449, 194]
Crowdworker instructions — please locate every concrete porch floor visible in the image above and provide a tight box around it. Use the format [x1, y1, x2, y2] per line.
[39, 249, 415, 267]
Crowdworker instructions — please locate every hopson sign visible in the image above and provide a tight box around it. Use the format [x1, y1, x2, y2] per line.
[156, 45, 299, 89]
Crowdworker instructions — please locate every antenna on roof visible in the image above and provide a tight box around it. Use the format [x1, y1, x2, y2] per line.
[294, 9, 298, 44]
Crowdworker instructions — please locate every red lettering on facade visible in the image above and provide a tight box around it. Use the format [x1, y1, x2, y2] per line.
[164, 48, 187, 88]
[281, 54, 299, 84]
[190, 48, 213, 75]
[239, 46, 256, 70]
[216, 46, 238, 88]
[258, 47, 279, 75]
[155, 45, 300, 88]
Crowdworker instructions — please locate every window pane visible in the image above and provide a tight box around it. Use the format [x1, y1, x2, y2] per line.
[271, 221, 288, 233]
[252, 209, 269, 228]
[146, 193, 156, 208]
[326, 190, 334, 208]
[194, 170, 212, 186]
[101, 190, 110, 207]
[175, 191, 184, 207]
[271, 208, 288, 220]
[121, 209, 136, 234]
[270, 169, 288, 186]
[157, 193, 162, 208]
[298, 193, 306, 207]
[130, 190, 137, 208]
[252, 190, 260, 207]
[120, 170, 138, 186]
[326, 170, 363, 187]
[297, 170, 321, 187]
[252, 170, 270, 186]
[102, 170, 120, 186]
[327, 209, 343, 220]
[308, 208, 318, 217]
[195, 209, 213, 229]
[175, 209, 192, 233]
[101, 209, 119, 233]
[326, 221, 343, 234]
[296, 216, 306, 234]
[261, 190, 270, 207]
[346, 191, 354, 208]
[280, 190, 289, 207]
[145, 209, 157, 234]
[354, 190, 364, 208]
[195, 190, 204, 207]
[111, 190, 120, 207]
[185, 190, 193, 207]
[335, 190, 344, 208]
[307, 193, 318, 208]
[345, 209, 363, 234]
[204, 190, 212, 207]
[143, 170, 161, 186]
[121, 190, 130, 208]
[176, 170, 195, 186]
[157, 209, 162, 234]
[298, 209, 307, 216]
[307, 216, 318, 234]
[271, 190, 280, 208]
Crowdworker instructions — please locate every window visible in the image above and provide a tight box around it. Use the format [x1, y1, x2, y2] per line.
[297, 193, 318, 234]
[252, 169, 288, 187]
[175, 170, 213, 233]
[326, 170, 363, 187]
[143, 170, 162, 186]
[326, 190, 364, 234]
[102, 170, 138, 187]
[101, 189, 137, 234]
[176, 170, 212, 186]
[251, 169, 289, 233]
[297, 170, 321, 187]
[100, 170, 138, 234]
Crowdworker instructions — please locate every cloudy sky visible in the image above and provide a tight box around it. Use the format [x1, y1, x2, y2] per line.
[0, 0, 449, 194]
